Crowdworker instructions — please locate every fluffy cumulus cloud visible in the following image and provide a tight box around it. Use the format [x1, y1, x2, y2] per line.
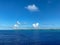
[14, 24, 18, 27]
[13, 21, 20, 29]
[32, 23, 39, 28]
[25, 4, 39, 12]
[16, 21, 20, 25]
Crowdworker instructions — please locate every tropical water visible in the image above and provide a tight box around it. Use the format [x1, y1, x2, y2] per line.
[0, 29, 60, 45]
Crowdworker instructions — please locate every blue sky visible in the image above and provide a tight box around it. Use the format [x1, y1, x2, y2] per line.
[0, 0, 60, 29]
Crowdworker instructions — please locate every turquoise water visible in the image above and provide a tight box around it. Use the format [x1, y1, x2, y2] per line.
[0, 29, 60, 45]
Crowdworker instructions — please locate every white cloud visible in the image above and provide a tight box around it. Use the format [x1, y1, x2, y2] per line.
[14, 24, 18, 27]
[32, 23, 39, 28]
[25, 4, 39, 12]
[13, 21, 20, 29]
[16, 21, 20, 25]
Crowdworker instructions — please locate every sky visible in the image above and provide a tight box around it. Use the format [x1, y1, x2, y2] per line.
[0, 0, 60, 29]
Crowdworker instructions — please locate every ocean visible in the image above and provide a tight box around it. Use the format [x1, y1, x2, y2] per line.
[0, 29, 60, 45]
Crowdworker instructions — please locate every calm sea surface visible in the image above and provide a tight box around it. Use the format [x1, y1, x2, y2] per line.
[0, 29, 60, 45]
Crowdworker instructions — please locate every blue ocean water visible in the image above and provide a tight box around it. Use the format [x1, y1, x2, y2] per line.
[0, 29, 60, 45]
